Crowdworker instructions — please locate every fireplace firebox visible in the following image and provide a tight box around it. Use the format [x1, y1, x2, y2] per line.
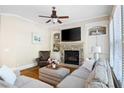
[64, 50, 79, 65]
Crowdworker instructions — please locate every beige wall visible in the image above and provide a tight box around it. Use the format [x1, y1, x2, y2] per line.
[0, 15, 51, 68]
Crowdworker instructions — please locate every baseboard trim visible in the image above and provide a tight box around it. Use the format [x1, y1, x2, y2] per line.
[14, 63, 37, 70]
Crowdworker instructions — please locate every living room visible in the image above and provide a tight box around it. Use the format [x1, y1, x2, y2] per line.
[0, 4, 123, 89]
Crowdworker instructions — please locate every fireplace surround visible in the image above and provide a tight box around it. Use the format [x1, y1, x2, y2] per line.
[60, 42, 84, 66]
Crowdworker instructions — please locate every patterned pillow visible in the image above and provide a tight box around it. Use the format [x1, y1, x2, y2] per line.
[81, 58, 95, 71]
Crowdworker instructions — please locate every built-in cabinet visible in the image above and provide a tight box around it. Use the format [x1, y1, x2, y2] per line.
[84, 21, 109, 60]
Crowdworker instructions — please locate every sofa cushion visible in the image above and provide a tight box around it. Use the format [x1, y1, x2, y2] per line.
[85, 67, 95, 86]
[0, 65, 16, 85]
[57, 75, 85, 88]
[106, 62, 115, 88]
[0, 80, 17, 88]
[15, 75, 53, 88]
[94, 65, 108, 85]
[71, 67, 90, 79]
[87, 81, 108, 88]
[14, 76, 31, 87]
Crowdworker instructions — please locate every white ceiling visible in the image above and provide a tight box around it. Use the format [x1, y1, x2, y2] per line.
[0, 5, 113, 26]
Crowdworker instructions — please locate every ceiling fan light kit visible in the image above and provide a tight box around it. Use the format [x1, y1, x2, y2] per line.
[39, 7, 69, 24]
[52, 18, 58, 24]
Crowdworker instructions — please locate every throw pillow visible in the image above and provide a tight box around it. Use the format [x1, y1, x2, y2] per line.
[0, 65, 16, 85]
[81, 58, 95, 71]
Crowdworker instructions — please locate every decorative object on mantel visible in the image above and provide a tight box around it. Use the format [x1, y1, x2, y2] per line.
[39, 7, 69, 24]
[32, 32, 41, 44]
[53, 33, 60, 52]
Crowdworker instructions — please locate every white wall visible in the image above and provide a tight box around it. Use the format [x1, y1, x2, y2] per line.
[50, 16, 109, 60]
[0, 15, 51, 69]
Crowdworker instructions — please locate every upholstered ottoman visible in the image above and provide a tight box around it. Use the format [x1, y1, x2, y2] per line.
[39, 66, 70, 86]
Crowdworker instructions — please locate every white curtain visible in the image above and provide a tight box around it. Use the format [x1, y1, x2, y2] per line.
[109, 18, 114, 67]
[113, 5, 122, 84]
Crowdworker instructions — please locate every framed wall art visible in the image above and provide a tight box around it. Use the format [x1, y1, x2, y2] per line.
[32, 33, 41, 44]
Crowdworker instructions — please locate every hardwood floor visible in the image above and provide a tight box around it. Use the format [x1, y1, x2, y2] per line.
[21, 66, 39, 80]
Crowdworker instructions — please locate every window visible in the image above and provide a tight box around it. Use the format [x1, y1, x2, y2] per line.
[109, 6, 122, 86]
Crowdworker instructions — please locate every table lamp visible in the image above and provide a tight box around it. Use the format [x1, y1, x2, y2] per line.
[94, 46, 101, 61]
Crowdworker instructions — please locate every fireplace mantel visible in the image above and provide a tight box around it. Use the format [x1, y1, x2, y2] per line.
[60, 42, 84, 66]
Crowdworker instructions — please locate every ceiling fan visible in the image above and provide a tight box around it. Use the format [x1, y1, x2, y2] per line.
[39, 7, 69, 24]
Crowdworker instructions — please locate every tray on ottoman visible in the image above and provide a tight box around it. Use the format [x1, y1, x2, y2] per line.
[39, 65, 70, 86]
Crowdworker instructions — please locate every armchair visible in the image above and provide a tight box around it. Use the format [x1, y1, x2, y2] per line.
[36, 51, 50, 67]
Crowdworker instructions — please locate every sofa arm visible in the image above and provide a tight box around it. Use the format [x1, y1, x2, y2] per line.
[14, 69, 20, 77]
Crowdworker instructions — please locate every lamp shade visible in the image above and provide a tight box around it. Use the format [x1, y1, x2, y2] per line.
[94, 46, 101, 53]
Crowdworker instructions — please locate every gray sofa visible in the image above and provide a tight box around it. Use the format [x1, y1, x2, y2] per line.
[0, 60, 114, 88]
[57, 60, 115, 88]
[0, 70, 53, 88]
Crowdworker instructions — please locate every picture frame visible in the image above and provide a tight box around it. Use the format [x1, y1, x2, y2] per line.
[32, 33, 41, 44]
[54, 33, 60, 42]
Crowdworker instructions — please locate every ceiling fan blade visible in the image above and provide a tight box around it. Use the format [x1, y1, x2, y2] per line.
[58, 20, 62, 24]
[46, 19, 51, 23]
[58, 16, 69, 19]
[39, 15, 51, 18]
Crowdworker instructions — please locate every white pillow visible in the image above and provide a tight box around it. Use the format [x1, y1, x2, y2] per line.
[81, 58, 95, 71]
[0, 65, 16, 85]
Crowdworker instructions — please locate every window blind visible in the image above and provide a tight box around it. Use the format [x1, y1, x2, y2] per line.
[122, 5, 124, 87]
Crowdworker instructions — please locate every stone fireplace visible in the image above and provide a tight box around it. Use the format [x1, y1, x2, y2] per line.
[60, 43, 84, 66]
